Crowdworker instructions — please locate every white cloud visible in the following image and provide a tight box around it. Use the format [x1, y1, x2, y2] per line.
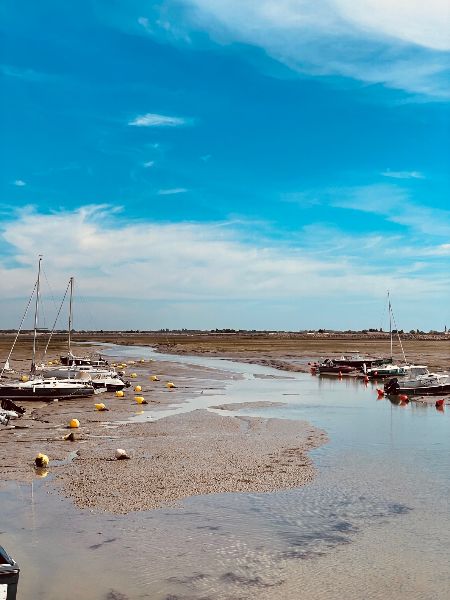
[13, 180, 26, 187]
[334, 0, 450, 51]
[0, 205, 448, 330]
[169, 0, 450, 97]
[129, 113, 189, 127]
[381, 170, 424, 180]
[157, 188, 187, 195]
[143, 160, 155, 168]
[331, 184, 450, 237]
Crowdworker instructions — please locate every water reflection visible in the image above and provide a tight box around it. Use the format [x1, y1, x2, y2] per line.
[1, 344, 449, 600]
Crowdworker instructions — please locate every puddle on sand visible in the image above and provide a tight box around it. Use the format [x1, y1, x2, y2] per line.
[1, 345, 449, 600]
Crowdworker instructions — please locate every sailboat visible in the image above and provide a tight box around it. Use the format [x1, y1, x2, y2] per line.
[58, 280, 109, 367]
[0, 257, 95, 400]
[366, 292, 425, 379]
[37, 277, 127, 392]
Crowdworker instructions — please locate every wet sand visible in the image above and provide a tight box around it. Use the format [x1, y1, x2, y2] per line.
[60, 410, 325, 513]
[1, 333, 447, 514]
[50, 331, 448, 371]
[1, 345, 326, 513]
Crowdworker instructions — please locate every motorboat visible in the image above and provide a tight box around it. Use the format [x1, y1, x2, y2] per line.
[366, 363, 408, 378]
[38, 364, 128, 392]
[384, 371, 450, 396]
[59, 352, 109, 367]
[332, 352, 388, 371]
[313, 359, 358, 375]
[368, 363, 429, 379]
[89, 373, 128, 391]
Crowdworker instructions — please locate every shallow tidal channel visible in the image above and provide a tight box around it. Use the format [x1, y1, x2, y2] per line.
[1, 345, 449, 600]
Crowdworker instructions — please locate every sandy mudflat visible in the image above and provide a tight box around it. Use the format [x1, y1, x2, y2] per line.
[0, 344, 327, 513]
[58, 410, 326, 513]
[211, 401, 287, 411]
[2, 333, 447, 515]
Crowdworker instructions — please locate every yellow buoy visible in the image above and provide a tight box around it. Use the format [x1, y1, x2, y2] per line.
[95, 403, 108, 411]
[69, 418, 80, 429]
[166, 382, 176, 389]
[130, 373, 137, 378]
[21, 375, 29, 382]
[134, 385, 142, 392]
[115, 390, 125, 398]
[139, 359, 145, 363]
[35, 453, 49, 468]
[134, 396, 147, 404]
[150, 375, 159, 381]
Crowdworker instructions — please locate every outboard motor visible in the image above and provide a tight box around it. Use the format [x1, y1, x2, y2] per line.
[384, 378, 399, 395]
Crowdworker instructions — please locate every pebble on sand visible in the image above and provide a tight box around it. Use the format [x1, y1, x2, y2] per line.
[115, 448, 131, 460]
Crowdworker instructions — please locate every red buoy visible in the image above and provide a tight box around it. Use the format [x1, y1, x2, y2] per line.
[338, 371, 342, 378]
[364, 376, 370, 383]
[399, 394, 409, 403]
[377, 388, 384, 397]
[435, 399, 445, 409]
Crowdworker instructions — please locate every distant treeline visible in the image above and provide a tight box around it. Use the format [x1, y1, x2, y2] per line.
[0, 328, 447, 335]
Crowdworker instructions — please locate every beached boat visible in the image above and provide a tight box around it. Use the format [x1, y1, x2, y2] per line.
[332, 352, 388, 371]
[368, 364, 429, 379]
[56, 278, 109, 368]
[314, 359, 358, 375]
[38, 277, 124, 390]
[366, 363, 407, 378]
[0, 377, 94, 400]
[367, 293, 428, 380]
[0, 258, 96, 401]
[384, 371, 450, 396]
[41, 364, 128, 391]
[59, 353, 109, 367]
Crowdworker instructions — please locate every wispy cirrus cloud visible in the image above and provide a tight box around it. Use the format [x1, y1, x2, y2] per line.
[381, 170, 425, 180]
[12, 180, 26, 187]
[157, 187, 187, 195]
[331, 184, 450, 237]
[145, 0, 450, 98]
[129, 113, 191, 127]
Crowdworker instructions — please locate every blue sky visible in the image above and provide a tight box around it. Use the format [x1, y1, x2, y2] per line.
[0, 1, 449, 331]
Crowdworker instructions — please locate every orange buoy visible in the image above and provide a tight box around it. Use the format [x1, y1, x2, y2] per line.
[364, 376, 370, 383]
[338, 371, 342, 378]
[69, 418, 80, 428]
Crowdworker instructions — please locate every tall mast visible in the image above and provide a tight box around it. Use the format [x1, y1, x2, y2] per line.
[388, 290, 393, 361]
[68, 276, 74, 354]
[31, 255, 43, 375]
